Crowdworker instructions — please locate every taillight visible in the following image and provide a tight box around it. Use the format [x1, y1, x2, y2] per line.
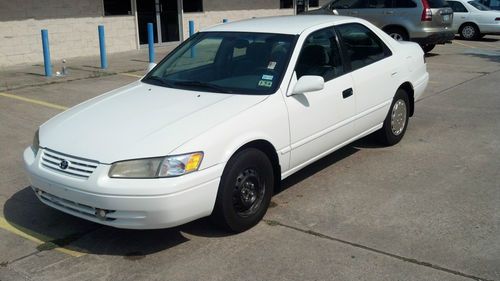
[421, 0, 432, 21]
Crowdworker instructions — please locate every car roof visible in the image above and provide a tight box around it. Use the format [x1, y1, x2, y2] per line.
[203, 15, 357, 35]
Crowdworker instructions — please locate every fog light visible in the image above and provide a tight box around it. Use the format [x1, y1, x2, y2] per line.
[95, 208, 108, 220]
[36, 189, 43, 196]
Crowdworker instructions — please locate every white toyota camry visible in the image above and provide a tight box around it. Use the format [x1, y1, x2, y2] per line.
[24, 15, 428, 232]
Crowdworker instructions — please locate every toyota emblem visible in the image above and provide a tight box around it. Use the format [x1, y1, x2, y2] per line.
[59, 160, 69, 170]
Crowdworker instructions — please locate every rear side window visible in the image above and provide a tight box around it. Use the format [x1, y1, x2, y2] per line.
[336, 23, 391, 71]
[447, 0, 468, 11]
[427, 0, 450, 8]
[331, 0, 366, 9]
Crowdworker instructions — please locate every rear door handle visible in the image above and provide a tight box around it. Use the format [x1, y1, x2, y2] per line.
[342, 88, 353, 99]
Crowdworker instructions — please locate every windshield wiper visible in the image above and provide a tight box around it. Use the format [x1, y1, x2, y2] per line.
[174, 80, 233, 94]
[142, 76, 174, 87]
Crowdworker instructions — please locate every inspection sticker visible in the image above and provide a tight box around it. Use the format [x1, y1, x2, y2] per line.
[258, 80, 273, 87]
[267, 61, 277, 70]
[262, 74, 274, 80]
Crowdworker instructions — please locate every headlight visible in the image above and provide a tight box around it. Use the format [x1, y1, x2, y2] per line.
[32, 129, 40, 155]
[109, 152, 204, 178]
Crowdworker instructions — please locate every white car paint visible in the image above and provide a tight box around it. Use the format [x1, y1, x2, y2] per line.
[447, 0, 500, 35]
[23, 15, 429, 229]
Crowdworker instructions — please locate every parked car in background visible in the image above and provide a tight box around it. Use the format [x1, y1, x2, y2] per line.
[24, 16, 429, 233]
[305, 0, 455, 53]
[446, 0, 500, 39]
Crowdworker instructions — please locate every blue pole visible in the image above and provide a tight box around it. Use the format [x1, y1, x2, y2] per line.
[98, 25, 108, 69]
[188, 20, 195, 58]
[188, 20, 195, 37]
[41, 29, 52, 77]
[223, 19, 228, 23]
[147, 23, 154, 63]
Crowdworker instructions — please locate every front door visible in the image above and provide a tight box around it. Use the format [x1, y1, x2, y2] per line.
[285, 27, 357, 169]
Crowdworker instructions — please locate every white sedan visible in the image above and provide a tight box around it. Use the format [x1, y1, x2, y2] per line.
[446, 0, 500, 39]
[23, 15, 428, 232]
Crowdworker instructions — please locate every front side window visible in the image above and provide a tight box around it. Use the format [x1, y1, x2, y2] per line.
[295, 27, 344, 81]
[447, 1, 469, 11]
[336, 23, 391, 71]
[143, 32, 296, 95]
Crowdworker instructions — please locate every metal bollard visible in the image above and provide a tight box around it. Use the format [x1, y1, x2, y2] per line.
[98, 25, 108, 69]
[41, 29, 52, 77]
[147, 23, 155, 63]
[189, 20, 195, 58]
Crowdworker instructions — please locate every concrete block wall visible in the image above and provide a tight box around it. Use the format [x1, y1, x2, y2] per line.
[0, 0, 137, 68]
[182, 9, 295, 40]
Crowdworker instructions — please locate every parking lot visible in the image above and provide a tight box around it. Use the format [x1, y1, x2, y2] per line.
[0, 37, 499, 281]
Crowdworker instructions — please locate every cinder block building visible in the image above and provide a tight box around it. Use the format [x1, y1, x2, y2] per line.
[0, 0, 329, 67]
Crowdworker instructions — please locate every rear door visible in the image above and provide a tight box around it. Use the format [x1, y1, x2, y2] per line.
[446, 0, 469, 31]
[335, 23, 399, 134]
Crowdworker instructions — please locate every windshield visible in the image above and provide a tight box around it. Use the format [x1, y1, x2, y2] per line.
[468, 1, 491, 9]
[143, 32, 297, 95]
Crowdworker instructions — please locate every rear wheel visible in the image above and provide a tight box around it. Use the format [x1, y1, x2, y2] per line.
[460, 23, 479, 40]
[211, 148, 274, 233]
[377, 88, 410, 146]
[384, 27, 409, 41]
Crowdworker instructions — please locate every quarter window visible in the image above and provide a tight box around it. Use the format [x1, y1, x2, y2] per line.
[336, 23, 391, 71]
[295, 27, 344, 81]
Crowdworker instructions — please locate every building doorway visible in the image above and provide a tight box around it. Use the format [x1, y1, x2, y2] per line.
[137, 0, 180, 45]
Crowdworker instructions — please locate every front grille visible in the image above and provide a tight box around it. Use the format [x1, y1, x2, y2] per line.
[41, 149, 98, 179]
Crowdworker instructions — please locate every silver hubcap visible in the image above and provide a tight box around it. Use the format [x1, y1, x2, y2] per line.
[391, 99, 407, 136]
[390, 33, 404, 41]
[462, 26, 475, 38]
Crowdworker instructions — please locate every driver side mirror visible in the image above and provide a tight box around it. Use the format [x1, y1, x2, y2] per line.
[291, 75, 325, 95]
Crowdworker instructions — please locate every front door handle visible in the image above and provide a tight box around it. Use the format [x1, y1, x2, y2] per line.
[342, 88, 353, 99]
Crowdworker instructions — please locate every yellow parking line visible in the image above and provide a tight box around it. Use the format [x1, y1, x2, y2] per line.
[118, 72, 142, 78]
[453, 41, 476, 48]
[0, 217, 85, 257]
[0, 92, 67, 111]
[474, 41, 498, 49]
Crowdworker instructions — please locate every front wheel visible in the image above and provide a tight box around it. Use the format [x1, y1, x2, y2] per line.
[377, 89, 410, 146]
[211, 148, 274, 233]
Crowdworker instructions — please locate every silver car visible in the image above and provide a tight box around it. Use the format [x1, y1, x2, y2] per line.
[306, 0, 455, 52]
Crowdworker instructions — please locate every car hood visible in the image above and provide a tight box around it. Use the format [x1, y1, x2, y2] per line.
[40, 81, 268, 163]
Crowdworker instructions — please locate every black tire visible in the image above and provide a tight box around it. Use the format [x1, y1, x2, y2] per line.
[421, 44, 435, 54]
[459, 23, 479, 40]
[384, 27, 409, 41]
[377, 88, 410, 146]
[211, 148, 274, 233]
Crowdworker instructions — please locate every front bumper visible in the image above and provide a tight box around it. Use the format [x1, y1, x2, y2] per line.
[23, 147, 224, 229]
[412, 31, 455, 45]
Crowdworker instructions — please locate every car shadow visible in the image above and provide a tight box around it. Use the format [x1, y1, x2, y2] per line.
[454, 35, 499, 42]
[3, 135, 380, 257]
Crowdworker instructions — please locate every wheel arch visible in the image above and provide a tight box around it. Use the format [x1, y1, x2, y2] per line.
[382, 25, 410, 39]
[399, 82, 415, 117]
[459, 22, 480, 33]
[233, 139, 282, 193]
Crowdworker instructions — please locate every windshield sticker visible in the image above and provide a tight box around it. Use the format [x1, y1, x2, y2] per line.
[262, 74, 274, 80]
[267, 61, 277, 70]
[258, 80, 273, 87]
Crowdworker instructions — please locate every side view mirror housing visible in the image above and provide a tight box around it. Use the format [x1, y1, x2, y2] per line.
[291, 75, 325, 95]
[147, 63, 157, 72]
